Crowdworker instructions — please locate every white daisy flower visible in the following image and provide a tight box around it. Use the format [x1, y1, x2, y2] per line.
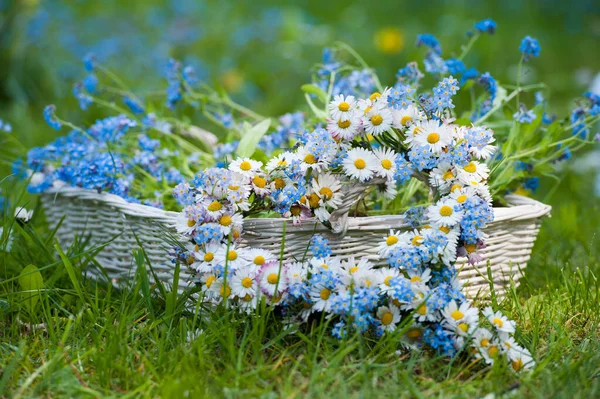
[193, 242, 221, 273]
[343, 148, 377, 182]
[297, 146, 333, 173]
[340, 257, 375, 278]
[472, 328, 498, 364]
[376, 305, 402, 332]
[411, 290, 436, 323]
[427, 198, 464, 227]
[406, 268, 431, 286]
[507, 345, 534, 372]
[309, 283, 336, 312]
[312, 172, 343, 209]
[328, 94, 357, 121]
[309, 257, 342, 274]
[283, 203, 312, 225]
[229, 157, 263, 177]
[216, 212, 244, 236]
[265, 152, 297, 173]
[412, 120, 452, 154]
[258, 261, 288, 297]
[442, 300, 479, 335]
[214, 245, 247, 271]
[449, 186, 478, 206]
[376, 229, 409, 257]
[230, 266, 258, 298]
[391, 104, 423, 129]
[238, 292, 261, 313]
[362, 103, 393, 136]
[437, 225, 460, 266]
[381, 179, 398, 200]
[483, 307, 516, 334]
[352, 268, 382, 289]
[201, 197, 227, 219]
[429, 163, 457, 192]
[372, 147, 398, 180]
[458, 161, 490, 185]
[209, 277, 234, 300]
[286, 262, 309, 284]
[378, 268, 402, 292]
[242, 248, 276, 269]
[14, 207, 34, 222]
[327, 112, 362, 141]
[175, 212, 199, 235]
[199, 273, 219, 297]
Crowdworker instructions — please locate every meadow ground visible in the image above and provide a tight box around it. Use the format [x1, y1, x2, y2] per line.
[1, 168, 599, 399]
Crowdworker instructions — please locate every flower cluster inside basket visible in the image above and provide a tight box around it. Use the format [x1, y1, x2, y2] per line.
[21, 22, 600, 373]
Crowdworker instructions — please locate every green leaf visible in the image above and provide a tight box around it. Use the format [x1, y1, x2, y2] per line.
[18, 264, 44, 313]
[301, 84, 328, 103]
[236, 118, 271, 158]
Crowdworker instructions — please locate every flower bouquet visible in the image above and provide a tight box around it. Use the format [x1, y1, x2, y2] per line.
[20, 20, 599, 371]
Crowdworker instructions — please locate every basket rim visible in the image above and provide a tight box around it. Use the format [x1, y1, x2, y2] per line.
[42, 186, 552, 229]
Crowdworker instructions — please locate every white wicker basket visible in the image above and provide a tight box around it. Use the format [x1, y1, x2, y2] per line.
[41, 186, 551, 300]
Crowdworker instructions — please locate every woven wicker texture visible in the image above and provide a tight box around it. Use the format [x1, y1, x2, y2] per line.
[41, 187, 551, 300]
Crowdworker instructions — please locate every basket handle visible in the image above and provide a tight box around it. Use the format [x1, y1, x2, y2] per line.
[327, 179, 385, 235]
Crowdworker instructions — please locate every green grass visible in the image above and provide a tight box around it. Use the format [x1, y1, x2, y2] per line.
[1, 170, 599, 398]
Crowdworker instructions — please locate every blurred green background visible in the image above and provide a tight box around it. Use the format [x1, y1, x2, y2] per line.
[1, 0, 600, 149]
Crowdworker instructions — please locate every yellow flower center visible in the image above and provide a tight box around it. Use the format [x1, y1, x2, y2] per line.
[187, 219, 196, 227]
[400, 116, 412, 126]
[338, 101, 350, 112]
[427, 133, 440, 144]
[488, 346, 499, 358]
[456, 194, 467, 203]
[219, 215, 232, 226]
[417, 304, 427, 315]
[458, 323, 469, 332]
[371, 115, 383, 126]
[451, 310, 464, 320]
[320, 263, 328, 270]
[239, 161, 252, 171]
[241, 277, 253, 288]
[290, 205, 301, 216]
[406, 328, 422, 339]
[512, 359, 524, 371]
[349, 266, 359, 274]
[187, 256, 195, 264]
[381, 312, 394, 325]
[442, 170, 454, 180]
[252, 176, 267, 188]
[465, 243, 477, 253]
[411, 235, 422, 246]
[308, 193, 320, 209]
[439, 205, 453, 217]
[480, 339, 490, 347]
[233, 230, 240, 239]
[253, 255, 265, 265]
[320, 288, 331, 300]
[319, 187, 333, 200]
[464, 162, 477, 173]
[354, 158, 366, 170]
[227, 250, 237, 261]
[207, 201, 222, 212]
[439, 226, 451, 234]
[369, 92, 381, 101]
[204, 252, 214, 262]
[304, 154, 317, 164]
[277, 159, 287, 166]
[274, 178, 286, 189]
[220, 285, 231, 298]
[493, 317, 504, 328]
[267, 273, 279, 284]
[242, 294, 253, 302]
[384, 276, 393, 286]
[450, 184, 462, 192]
[205, 276, 216, 288]
[386, 235, 399, 246]
[410, 276, 422, 283]
[381, 159, 392, 170]
[337, 119, 351, 129]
